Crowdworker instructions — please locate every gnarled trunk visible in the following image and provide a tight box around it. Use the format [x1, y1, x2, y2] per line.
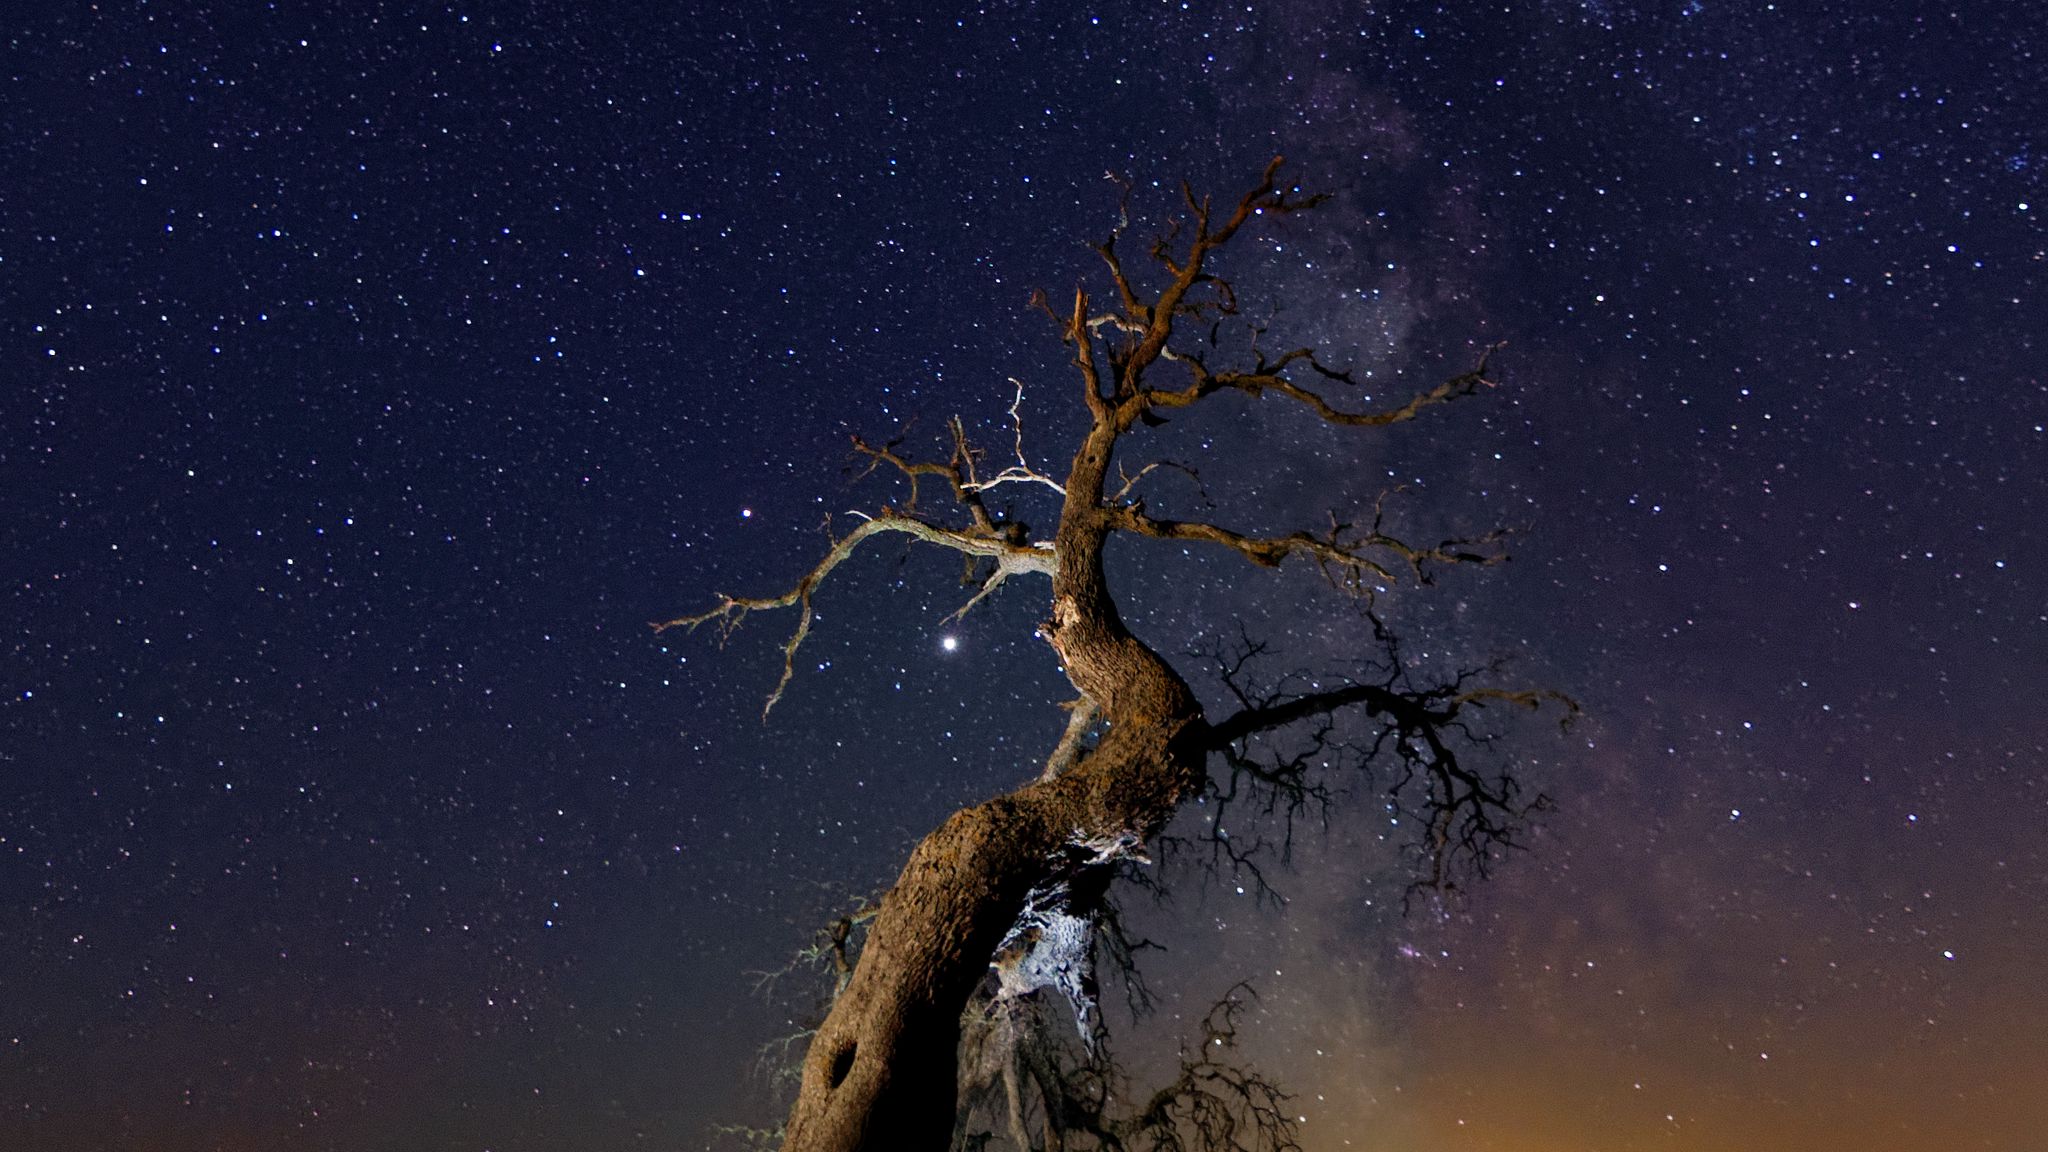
[781, 427, 1206, 1152]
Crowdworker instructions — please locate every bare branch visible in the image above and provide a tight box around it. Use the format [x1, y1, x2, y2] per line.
[1146, 341, 1506, 429]
[1107, 504, 1394, 590]
[958, 379, 1067, 498]
[1033, 283, 1119, 421]
[849, 422, 1003, 532]
[942, 544, 1058, 626]
[1109, 458, 1206, 507]
[652, 514, 1054, 718]
[1199, 629, 1580, 895]
[1118, 983, 1300, 1152]
[1208, 678, 1576, 751]
[1107, 491, 1510, 592]
[1095, 206, 1150, 327]
[956, 978, 1296, 1152]
[1115, 157, 1323, 406]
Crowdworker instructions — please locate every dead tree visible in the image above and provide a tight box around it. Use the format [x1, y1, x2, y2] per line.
[658, 158, 1572, 1151]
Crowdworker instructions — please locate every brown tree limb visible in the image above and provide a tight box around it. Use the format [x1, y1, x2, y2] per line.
[1095, 233, 1149, 328]
[1145, 341, 1505, 428]
[1105, 502, 1509, 591]
[1120, 158, 1325, 404]
[850, 422, 999, 532]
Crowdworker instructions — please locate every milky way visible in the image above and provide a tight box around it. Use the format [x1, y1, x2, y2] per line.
[3, 4, 2042, 1149]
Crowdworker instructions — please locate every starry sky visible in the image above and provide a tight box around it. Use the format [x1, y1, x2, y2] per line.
[4, 2, 2044, 1150]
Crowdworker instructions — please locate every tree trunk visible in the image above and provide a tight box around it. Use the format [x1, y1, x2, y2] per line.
[781, 427, 1207, 1152]
[674, 158, 1552, 1150]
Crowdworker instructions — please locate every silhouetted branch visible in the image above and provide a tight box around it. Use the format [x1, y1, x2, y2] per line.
[1114, 984, 1299, 1152]
[956, 981, 1297, 1152]
[1198, 623, 1578, 895]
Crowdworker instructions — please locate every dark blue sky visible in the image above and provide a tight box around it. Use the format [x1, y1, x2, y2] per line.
[4, 3, 2043, 1149]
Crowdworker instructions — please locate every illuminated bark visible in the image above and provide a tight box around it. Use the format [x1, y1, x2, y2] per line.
[658, 158, 1569, 1152]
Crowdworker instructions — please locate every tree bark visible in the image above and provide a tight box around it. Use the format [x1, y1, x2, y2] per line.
[781, 422, 1209, 1152]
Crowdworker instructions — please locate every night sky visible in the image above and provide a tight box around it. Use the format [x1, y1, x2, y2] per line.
[5, 2, 2044, 1150]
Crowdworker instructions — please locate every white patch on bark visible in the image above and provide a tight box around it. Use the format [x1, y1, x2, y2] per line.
[987, 829, 1147, 1050]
